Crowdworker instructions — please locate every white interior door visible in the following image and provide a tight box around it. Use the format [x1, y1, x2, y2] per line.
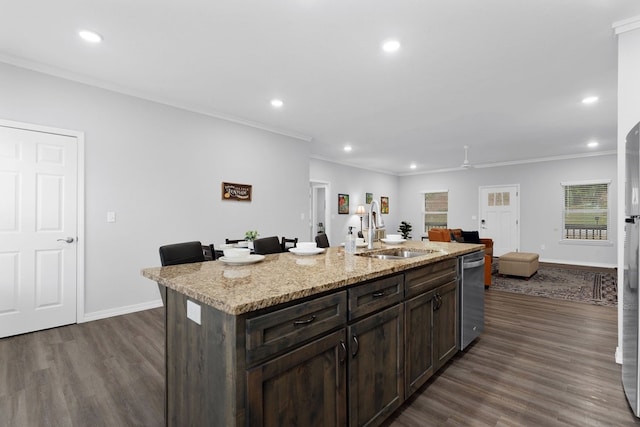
[479, 185, 520, 257]
[0, 124, 79, 338]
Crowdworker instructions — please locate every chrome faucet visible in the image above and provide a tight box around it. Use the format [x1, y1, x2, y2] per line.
[367, 200, 385, 249]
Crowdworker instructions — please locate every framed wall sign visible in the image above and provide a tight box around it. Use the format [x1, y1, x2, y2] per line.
[338, 193, 349, 214]
[380, 196, 389, 214]
[222, 182, 252, 201]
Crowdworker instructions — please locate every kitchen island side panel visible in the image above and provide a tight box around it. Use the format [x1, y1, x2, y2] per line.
[166, 288, 245, 426]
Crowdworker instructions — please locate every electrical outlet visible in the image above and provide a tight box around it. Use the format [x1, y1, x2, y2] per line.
[107, 211, 116, 223]
[187, 300, 201, 325]
[541, 244, 545, 250]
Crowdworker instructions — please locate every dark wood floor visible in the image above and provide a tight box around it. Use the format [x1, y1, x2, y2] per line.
[1, 290, 639, 426]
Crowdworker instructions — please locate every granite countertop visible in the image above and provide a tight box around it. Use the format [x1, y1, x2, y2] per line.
[141, 241, 483, 315]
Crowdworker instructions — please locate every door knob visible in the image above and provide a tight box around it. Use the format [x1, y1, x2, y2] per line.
[57, 237, 74, 243]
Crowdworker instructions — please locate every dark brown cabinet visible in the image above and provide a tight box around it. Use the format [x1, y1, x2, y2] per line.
[404, 260, 458, 397]
[433, 280, 458, 370]
[246, 329, 347, 427]
[348, 304, 404, 427]
[405, 289, 435, 395]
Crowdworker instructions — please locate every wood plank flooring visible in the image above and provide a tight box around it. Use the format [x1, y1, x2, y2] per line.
[1, 290, 638, 426]
[0, 308, 165, 427]
[385, 291, 639, 427]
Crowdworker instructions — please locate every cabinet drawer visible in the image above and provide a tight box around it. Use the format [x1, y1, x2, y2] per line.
[348, 274, 404, 321]
[246, 291, 347, 365]
[405, 259, 457, 298]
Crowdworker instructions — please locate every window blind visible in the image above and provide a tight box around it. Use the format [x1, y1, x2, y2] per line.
[424, 191, 448, 231]
[562, 182, 609, 240]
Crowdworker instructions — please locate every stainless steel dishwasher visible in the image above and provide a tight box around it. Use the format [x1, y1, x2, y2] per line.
[459, 250, 485, 350]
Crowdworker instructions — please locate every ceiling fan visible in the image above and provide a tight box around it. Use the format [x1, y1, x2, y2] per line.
[461, 145, 473, 169]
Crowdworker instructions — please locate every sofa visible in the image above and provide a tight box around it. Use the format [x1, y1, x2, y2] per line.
[428, 228, 493, 287]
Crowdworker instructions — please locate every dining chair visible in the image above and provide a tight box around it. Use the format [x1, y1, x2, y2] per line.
[315, 233, 330, 248]
[281, 237, 298, 252]
[202, 244, 216, 261]
[252, 236, 283, 255]
[225, 238, 245, 244]
[159, 241, 206, 266]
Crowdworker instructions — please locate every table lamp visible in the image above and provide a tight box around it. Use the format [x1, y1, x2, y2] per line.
[356, 205, 366, 235]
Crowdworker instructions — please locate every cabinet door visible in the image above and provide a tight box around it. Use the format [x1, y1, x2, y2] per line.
[348, 304, 404, 427]
[404, 289, 435, 397]
[433, 280, 458, 370]
[246, 329, 347, 427]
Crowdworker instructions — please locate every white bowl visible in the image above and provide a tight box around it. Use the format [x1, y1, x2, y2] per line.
[297, 241, 317, 250]
[223, 248, 250, 258]
[386, 234, 402, 241]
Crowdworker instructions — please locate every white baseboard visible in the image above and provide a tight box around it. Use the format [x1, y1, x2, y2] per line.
[81, 299, 163, 323]
[536, 257, 616, 269]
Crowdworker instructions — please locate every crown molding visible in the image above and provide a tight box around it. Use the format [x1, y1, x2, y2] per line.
[613, 14, 640, 35]
[0, 54, 312, 142]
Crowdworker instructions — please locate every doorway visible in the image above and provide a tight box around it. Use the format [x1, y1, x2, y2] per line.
[310, 180, 330, 241]
[0, 119, 84, 338]
[479, 185, 520, 257]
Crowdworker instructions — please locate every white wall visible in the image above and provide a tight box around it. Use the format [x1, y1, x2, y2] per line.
[310, 159, 399, 245]
[398, 154, 618, 268]
[0, 62, 310, 318]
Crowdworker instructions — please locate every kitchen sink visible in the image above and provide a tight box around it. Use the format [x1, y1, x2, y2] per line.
[355, 248, 440, 260]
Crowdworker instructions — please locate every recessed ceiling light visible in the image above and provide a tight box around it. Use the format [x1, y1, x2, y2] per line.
[382, 40, 401, 53]
[582, 96, 599, 104]
[344, 145, 352, 152]
[270, 99, 283, 108]
[410, 163, 417, 169]
[587, 141, 599, 148]
[78, 30, 102, 43]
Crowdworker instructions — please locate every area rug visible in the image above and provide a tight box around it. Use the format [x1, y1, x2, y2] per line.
[490, 265, 618, 307]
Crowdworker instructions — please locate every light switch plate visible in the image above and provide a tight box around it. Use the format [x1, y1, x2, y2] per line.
[107, 211, 116, 223]
[187, 300, 201, 325]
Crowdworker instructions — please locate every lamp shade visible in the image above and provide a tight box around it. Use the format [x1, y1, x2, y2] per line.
[356, 205, 366, 216]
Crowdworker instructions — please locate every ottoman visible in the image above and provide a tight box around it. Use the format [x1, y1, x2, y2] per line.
[498, 252, 539, 278]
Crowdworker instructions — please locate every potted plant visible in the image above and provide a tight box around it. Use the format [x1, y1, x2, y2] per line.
[397, 221, 412, 240]
[245, 230, 259, 250]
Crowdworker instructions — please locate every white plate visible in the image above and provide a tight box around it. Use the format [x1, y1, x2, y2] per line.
[340, 242, 368, 248]
[219, 254, 265, 265]
[381, 238, 406, 244]
[289, 247, 325, 256]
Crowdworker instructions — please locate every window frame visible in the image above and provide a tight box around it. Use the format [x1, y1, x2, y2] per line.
[423, 190, 449, 233]
[560, 179, 611, 245]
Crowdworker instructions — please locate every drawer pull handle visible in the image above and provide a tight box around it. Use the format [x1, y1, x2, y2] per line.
[372, 291, 385, 298]
[293, 315, 316, 326]
[351, 335, 359, 358]
[433, 294, 442, 311]
[339, 340, 347, 364]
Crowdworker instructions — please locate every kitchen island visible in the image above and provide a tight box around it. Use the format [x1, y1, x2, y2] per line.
[142, 240, 483, 427]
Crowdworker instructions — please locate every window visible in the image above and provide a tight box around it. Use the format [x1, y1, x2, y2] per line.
[561, 180, 610, 241]
[424, 191, 448, 232]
